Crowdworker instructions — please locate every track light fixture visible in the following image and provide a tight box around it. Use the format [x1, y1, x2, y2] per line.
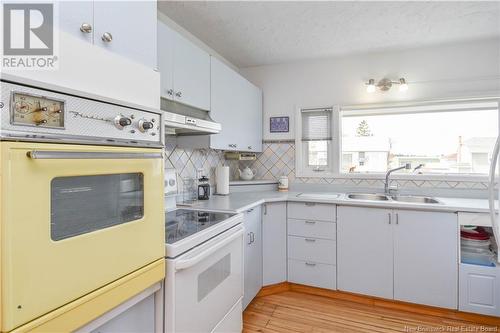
[365, 77, 409, 93]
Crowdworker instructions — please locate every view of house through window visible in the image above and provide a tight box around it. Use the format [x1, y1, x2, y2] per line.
[341, 102, 499, 175]
[307, 141, 328, 166]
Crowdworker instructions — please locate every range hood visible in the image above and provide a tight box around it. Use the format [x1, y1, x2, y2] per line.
[162, 98, 221, 135]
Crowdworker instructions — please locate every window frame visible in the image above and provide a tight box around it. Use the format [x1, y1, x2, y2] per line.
[295, 98, 500, 181]
[295, 106, 340, 178]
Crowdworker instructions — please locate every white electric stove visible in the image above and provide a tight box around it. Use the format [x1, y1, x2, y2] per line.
[164, 204, 244, 333]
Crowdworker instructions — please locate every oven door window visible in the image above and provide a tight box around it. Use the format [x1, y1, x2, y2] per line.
[198, 254, 231, 302]
[51, 173, 144, 241]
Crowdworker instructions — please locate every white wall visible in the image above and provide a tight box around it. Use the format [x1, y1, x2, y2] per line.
[240, 38, 500, 141]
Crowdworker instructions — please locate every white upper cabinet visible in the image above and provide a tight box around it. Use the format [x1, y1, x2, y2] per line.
[210, 57, 263, 152]
[93, 1, 157, 69]
[172, 33, 211, 110]
[57, 1, 94, 43]
[157, 21, 175, 99]
[241, 78, 263, 152]
[58, 1, 157, 69]
[157, 22, 211, 110]
[210, 57, 245, 150]
[393, 210, 458, 309]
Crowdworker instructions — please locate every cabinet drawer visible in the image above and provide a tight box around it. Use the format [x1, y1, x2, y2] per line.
[287, 202, 336, 222]
[288, 219, 336, 240]
[288, 259, 336, 290]
[288, 236, 336, 265]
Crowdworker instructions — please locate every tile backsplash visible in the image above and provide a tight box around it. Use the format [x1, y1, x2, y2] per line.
[164, 137, 491, 195]
[164, 136, 226, 187]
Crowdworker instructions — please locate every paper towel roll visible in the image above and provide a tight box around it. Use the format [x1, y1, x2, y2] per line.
[216, 165, 230, 195]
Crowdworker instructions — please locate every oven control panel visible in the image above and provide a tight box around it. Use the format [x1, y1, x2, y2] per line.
[1, 81, 163, 147]
[11, 92, 65, 128]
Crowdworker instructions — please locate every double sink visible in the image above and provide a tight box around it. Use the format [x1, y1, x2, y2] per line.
[347, 193, 441, 204]
[296, 192, 441, 204]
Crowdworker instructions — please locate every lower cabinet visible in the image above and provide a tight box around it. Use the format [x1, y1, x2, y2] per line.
[243, 206, 263, 309]
[287, 203, 337, 290]
[90, 295, 155, 333]
[288, 260, 336, 290]
[337, 207, 394, 299]
[393, 210, 458, 309]
[76, 283, 162, 333]
[337, 206, 458, 309]
[262, 202, 287, 286]
[459, 263, 500, 316]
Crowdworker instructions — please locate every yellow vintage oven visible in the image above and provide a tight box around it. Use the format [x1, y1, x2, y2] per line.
[0, 81, 165, 332]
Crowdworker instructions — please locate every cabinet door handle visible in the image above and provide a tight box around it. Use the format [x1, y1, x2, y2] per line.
[305, 220, 316, 225]
[388, 213, 392, 224]
[247, 233, 252, 245]
[305, 262, 316, 267]
[396, 213, 399, 225]
[264, 204, 267, 215]
[80, 23, 92, 33]
[101, 32, 113, 42]
[250, 232, 255, 244]
[247, 146, 252, 150]
[228, 144, 237, 148]
[246, 208, 254, 213]
[175, 91, 182, 98]
[305, 238, 316, 242]
[166, 89, 174, 96]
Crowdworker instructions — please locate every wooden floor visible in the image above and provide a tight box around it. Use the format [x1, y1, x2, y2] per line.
[243, 291, 500, 333]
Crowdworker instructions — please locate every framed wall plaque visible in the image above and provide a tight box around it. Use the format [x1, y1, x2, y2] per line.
[270, 116, 289, 133]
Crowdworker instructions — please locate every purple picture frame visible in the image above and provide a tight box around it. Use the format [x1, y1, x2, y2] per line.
[270, 116, 289, 133]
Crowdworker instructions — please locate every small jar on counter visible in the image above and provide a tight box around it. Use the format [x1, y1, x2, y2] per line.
[278, 175, 289, 192]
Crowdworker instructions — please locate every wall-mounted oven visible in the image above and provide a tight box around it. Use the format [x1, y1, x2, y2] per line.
[0, 80, 165, 332]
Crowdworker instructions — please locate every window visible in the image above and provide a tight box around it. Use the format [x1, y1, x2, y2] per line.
[295, 100, 499, 179]
[341, 100, 499, 176]
[296, 107, 337, 177]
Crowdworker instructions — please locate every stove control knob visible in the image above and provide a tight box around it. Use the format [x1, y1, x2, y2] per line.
[138, 119, 154, 132]
[114, 115, 132, 129]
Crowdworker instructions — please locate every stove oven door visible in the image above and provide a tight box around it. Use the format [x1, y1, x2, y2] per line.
[0, 141, 164, 331]
[166, 225, 244, 333]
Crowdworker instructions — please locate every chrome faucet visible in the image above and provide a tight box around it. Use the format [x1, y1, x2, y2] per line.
[384, 163, 411, 195]
[413, 164, 425, 173]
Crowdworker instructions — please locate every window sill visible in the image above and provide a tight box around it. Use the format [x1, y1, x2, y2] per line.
[336, 172, 489, 182]
[296, 171, 337, 178]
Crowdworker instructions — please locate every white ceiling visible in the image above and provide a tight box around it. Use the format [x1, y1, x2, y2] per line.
[158, 1, 500, 68]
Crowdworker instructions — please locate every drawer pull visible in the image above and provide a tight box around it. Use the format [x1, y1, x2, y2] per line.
[305, 262, 316, 266]
[305, 238, 316, 242]
[305, 221, 316, 224]
[305, 202, 316, 206]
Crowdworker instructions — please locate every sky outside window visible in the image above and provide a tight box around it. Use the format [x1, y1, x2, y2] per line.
[341, 109, 498, 174]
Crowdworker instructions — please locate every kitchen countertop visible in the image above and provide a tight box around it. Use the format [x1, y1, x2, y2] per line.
[229, 180, 279, 185]
[187, 191, 493, 215]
